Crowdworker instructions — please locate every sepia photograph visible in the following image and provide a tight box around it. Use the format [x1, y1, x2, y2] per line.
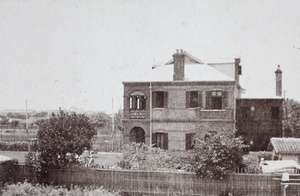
[1, 0, 300, 195]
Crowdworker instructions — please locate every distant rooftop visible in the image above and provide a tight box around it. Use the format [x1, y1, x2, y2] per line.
[270, 137, 300, 154]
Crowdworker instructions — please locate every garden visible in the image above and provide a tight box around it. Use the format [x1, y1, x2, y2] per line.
[0, 110, 276, 195]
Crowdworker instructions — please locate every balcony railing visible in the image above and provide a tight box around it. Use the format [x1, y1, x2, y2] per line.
[129, 110, 146, 119]
[151, 107, 233, 121]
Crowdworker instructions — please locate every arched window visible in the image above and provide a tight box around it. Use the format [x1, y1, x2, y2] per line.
[130, 91, 146, 110]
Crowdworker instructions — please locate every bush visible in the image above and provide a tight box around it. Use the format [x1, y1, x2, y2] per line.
[193, 130, 244, 179]
[118, 143, 193, 171]
[1, 181, 120, 196]
[25, 152, 42, 183]
[241, 154, 261, 173]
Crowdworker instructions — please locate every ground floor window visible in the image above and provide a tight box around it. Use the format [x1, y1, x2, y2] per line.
[130, 127, 145, 143]
[186, 133, 196, 150]
[152, 132, 168, 150]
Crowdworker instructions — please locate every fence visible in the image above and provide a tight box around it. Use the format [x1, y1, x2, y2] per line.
[0, 128, 38, 142]
[44, 168, 282, 196]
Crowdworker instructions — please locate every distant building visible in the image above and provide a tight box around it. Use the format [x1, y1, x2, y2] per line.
[236, 66, 283, 151]
[122, 50, 283, 151]
[269, 137, 300, 163]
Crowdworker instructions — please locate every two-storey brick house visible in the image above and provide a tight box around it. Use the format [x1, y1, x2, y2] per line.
[236, 66, 284, 151]
[122, 49, 242, 151]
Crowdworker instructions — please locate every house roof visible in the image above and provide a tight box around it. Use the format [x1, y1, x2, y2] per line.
[270, 137, 300, 154]
[124, 62, 236, 83]
[165, 51, 205, 65]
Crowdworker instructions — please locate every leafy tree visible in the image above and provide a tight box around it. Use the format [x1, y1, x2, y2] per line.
[89, 112, 111, 134]
[11, 120, 19, 131]
[37, 111, 96, 172]
[32, 111, 48, 117]
[89, 110, 123, 135]
[283, 98, 300, 137]
[193, 130, 244, 179]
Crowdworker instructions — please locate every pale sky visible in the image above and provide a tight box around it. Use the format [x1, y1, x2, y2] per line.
[1, 0, 300, 113]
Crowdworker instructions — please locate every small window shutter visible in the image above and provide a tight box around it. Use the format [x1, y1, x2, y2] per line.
[198, 91, 202, 108]
[163, 133, 168, 150]
[186, 133, 191, 150]
[152, 92, 156, 108]
[206, 91, 212, 109]
[164, 92, 168, 108]
[152, 133, 157, 147]
[186, 91, 190, 108]
[222, 91, 228, 109]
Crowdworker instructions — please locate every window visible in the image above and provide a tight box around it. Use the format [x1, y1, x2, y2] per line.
[186, 91, 202, 108]
[271, 107, 280, 120]
[152, 132, 168, 150]
[152, 91, 168, 108]
[205, 91, 228, 110]
[130, 91, 146, 110]
[186, 133, 196, 150]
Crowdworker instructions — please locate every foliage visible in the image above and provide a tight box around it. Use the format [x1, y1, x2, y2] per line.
[1, 181, 120, 196]
[32, 111, 48, 118]
[89, 110, 123, 135]
[25, 152, 42, 183]
[7, 113, 28, 120]
[241, 154, 261, 173]
[0, 141, 38, 151]
[0, 159, 19, 185]
[118, 143, 193, 171]
[283, 98, 300, 137]
[193, 130, 244, 179]
[37, 111, 96, 171]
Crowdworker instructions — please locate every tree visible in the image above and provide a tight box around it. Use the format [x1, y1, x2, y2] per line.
[193, 130, 244, 179]
[11, 120, 19, 132]
[37, 111, 96, 171]
[283, 98, 300, 137]
[88, 110, 123, 135]
[89, 112, 111, 134]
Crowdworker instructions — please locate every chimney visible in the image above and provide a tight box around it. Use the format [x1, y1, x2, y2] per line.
[173, 49, 185, 81]
[275, 65, 282, 97]
[234, 58, 241, 87]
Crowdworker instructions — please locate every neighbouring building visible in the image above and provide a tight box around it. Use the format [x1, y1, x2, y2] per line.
[122, 49, 283, 151]
[269, 137, 300, 163]
[236, 65, 283, 151]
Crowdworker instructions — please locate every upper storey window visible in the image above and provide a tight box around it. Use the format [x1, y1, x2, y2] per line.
[152, 91, 168, 108]
[186, 91, 202, 108]
[206, 91, 228, 110]
[130, 91, 146, 110]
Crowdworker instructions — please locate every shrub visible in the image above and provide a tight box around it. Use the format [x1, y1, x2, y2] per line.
[118, 143, 193, 171]
[241, 154, 261, 173]
[1, 181, 120, 196]
[25, 152, 42, 183]
[193, 130, 244, 179]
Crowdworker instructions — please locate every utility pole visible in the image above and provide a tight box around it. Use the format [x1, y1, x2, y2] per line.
[25, 99, 28, 133]
[149, 82, 152, 147]
[111, 97, 114, 151]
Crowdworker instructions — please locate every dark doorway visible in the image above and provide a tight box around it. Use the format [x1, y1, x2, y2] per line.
[130, 127, 145, 143]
